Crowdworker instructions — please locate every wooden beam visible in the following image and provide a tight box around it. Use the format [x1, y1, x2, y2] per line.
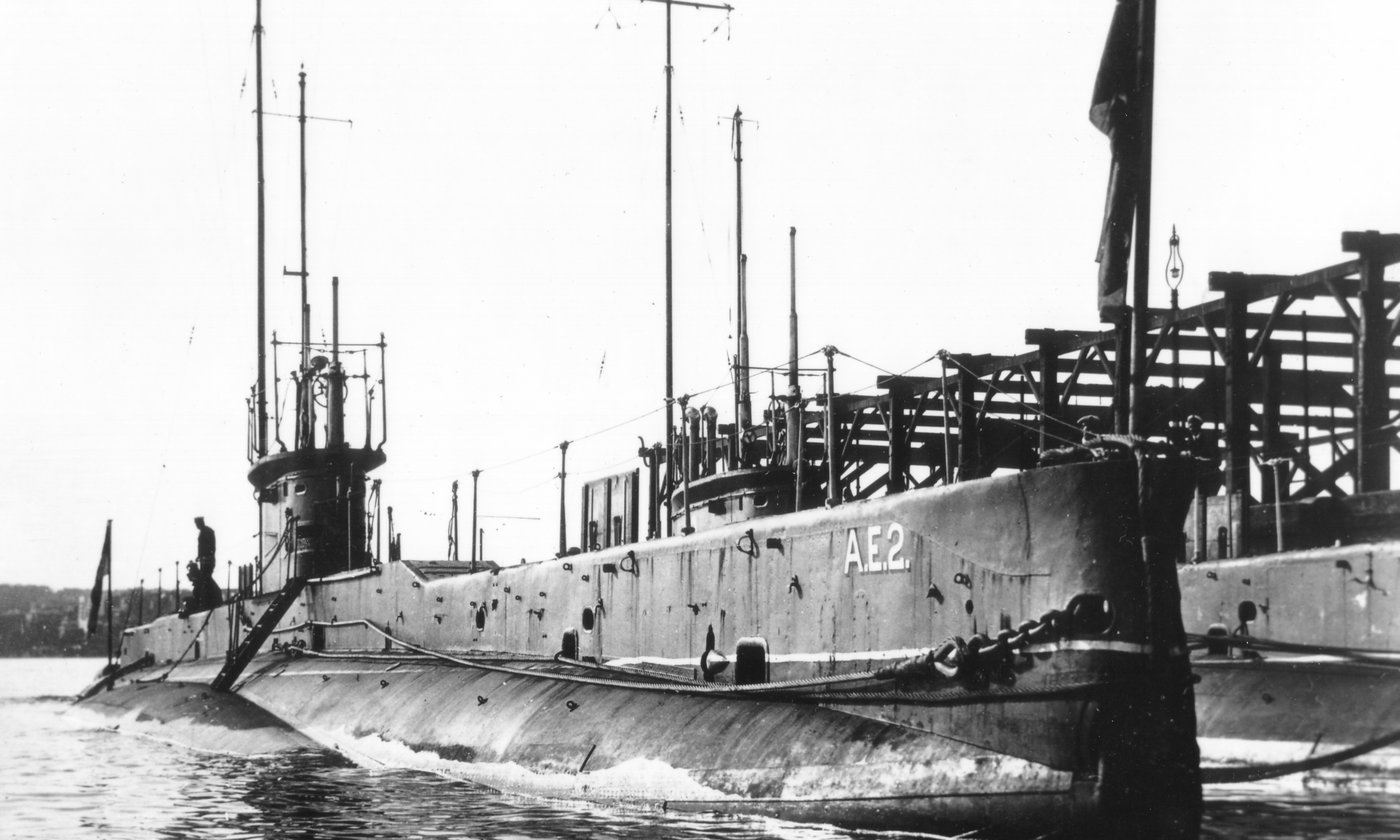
[1346, 230, 1394, 492]
[1224, 288, 1253, 536]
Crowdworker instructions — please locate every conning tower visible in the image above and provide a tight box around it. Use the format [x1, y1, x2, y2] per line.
[248, 277, 386, 590]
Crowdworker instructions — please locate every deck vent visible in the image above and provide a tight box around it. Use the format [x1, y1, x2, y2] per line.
[562, 629, 579, 660]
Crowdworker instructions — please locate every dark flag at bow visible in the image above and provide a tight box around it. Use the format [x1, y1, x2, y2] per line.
[1091, 0, 1141, 324]
[87, 520, 112, 636]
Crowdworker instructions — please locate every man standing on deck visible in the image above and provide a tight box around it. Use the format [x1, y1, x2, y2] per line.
[1181, 415, 1223, 497]
[194, 516, 216, 578]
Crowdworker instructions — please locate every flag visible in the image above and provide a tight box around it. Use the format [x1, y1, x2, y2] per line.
[1091, 0, 1141, 325]
[87, 520, 111, 636]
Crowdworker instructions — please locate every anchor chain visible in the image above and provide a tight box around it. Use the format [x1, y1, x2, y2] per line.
[874, 594, 1109, 683]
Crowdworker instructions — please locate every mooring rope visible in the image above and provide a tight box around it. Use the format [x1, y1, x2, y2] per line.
[1187, 633, 1400, 669]
[1200, 727, 1400, 785]
[284, 618, 886, 698]
[258, 595, 1117, 707]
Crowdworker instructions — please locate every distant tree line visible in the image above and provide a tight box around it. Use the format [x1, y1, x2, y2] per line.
[0, 584, 178, 657]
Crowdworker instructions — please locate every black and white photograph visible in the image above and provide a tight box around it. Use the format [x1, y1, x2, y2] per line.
[3, 2, 1400, 837]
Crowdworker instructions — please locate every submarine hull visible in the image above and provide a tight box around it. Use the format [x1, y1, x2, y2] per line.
[91, 458, 1201, 838]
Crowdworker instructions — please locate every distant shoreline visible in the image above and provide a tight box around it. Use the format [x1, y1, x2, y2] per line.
[0, 653, 110, 659]
[0, 583, 159, 659]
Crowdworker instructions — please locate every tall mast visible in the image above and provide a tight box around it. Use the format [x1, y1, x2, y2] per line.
[732, 107, 751, 459]
[254, 0, 268, 457]
[286, 68, 312, 450]
[1127, 0, 1156, 436]
[736, 254, 749, 460]
[664, 0, 674, 522]
[298, 67, 309, 371]
[786, 226, 799, 463]
[636, 0, 732, 532]
[788, 227, 802, 510]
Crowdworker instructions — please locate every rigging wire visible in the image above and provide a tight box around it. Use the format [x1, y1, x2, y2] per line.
[444, 347, 830, 485]
[940, 353, 1089, 445]
[831, 349, 939, 399]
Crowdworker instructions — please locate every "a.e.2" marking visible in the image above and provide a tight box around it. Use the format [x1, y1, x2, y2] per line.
[843, 523, 907, 575]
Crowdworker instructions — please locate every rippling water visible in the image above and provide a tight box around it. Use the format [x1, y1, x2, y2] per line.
[4, 659, 1399, 839]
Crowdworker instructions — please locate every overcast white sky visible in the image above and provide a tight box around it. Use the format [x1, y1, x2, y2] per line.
[3, 1, 1398, 591]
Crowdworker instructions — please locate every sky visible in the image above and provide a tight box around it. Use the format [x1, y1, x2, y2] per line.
[3, 0, 1399, 591]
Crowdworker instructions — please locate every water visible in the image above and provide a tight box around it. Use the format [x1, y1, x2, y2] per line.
[4, 660, 1399, 839]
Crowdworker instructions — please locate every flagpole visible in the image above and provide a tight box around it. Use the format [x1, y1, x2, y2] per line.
[106, 523, 113, 668]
